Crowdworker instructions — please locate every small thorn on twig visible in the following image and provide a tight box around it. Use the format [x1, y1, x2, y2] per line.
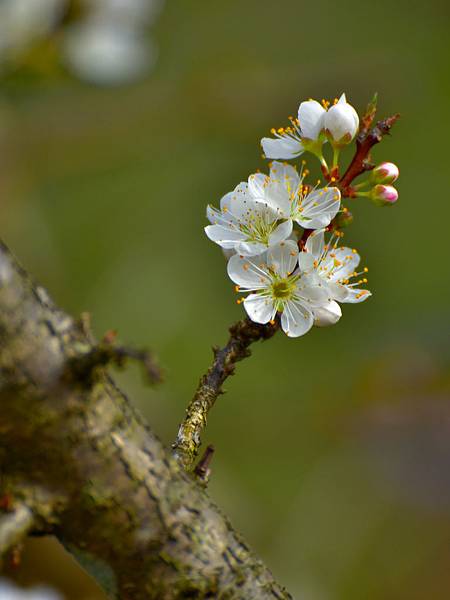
[194, 445, 215, 486]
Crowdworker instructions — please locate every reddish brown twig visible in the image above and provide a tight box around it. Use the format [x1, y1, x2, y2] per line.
[339, 113, 400, 195]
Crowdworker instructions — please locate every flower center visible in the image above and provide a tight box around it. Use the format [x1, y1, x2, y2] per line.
[268, 274, 299, 311]
[271, 279, 294, 299]
[239, 213, 277, 245]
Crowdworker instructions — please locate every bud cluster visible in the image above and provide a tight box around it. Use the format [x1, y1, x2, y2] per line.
[204, 92, 399, 338]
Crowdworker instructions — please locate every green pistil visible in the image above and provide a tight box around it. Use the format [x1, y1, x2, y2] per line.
[269, 274, 299, 311]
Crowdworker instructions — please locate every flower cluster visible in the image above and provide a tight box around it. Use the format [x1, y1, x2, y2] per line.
[204, 93, 399, 337]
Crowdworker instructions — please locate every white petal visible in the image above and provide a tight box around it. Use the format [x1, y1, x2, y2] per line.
[235, 240, 268, 256]
[281, 300, 314, 337]
[297, 273, 329, 306]
[269, 161, 300, 189]
[244, 293, 276, 324]
[264, 180, 292, 217]
[324, 246, 360, 281]
[248, 172, 269, 200]
[328, 281, 349, 302]
[204, 225, 245, 248]
[305, 229, 325, 259]
[227, 254, 269, 289]
[297, 187, 341, 229]
[298, 251, 315, 273]
[268, 220, 293, 247]
[343, 288, 371, 304]
[313, 301, 342, 327]
[261, 136, 303, 159]
[266, 240, 298, 277]
[298, 100, 326, 140]
[220, 184, 252, 219]
[324, 101, 359, 142]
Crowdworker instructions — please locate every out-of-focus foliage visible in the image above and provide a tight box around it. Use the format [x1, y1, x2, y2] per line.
[2, 0, 450, 598]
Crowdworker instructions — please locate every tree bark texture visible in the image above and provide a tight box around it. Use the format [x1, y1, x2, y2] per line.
[0, 241, 291, 600]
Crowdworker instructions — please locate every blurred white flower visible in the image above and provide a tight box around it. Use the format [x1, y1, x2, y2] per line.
[64, 20, 154, 85]
[0, 579, 62, 600]
[0, 0, 66, 59]
[0, 0, 164, 85]
[63, 0, 164, 85]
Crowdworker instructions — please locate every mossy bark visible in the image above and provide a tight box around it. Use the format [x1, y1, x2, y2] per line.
[0, 241, 291, 600]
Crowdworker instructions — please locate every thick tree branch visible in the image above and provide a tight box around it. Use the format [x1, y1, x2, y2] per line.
[172, 319, 279, 471]
[0, 241, 291, 599]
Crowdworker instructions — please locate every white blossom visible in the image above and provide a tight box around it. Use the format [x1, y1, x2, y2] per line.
[261, 99, 327, 159]
[252, 161, 341, 230]
[261, 93, 360, 159]
[298, 229, 371, 308]
[227, 240, 329, 337]
[205, 163, 341, 257]
[324, 93, 359, 145]
[205, 180, 293, 257]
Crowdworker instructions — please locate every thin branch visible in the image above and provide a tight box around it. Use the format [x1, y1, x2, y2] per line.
[172, 318, 279, 470]
[67, 340, 162, 385]
[339, 113, 400, 194]
[193, 444, 215, 486]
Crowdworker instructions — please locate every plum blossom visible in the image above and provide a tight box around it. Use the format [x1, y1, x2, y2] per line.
[250, 161, 341, 230]
[227, 240, 329, 337]
[298, 228, 371, 324]
[205, 162, 340, 257]
[261, 99, 327, 160]
[205, 181, 293, 257]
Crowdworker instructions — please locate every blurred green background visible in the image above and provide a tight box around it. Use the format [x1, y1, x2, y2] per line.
[2, 0, 450, 598]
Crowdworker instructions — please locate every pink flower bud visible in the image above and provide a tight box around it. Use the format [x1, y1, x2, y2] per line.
[370, 184, 398, 206]
[371, 162, 399, 184]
